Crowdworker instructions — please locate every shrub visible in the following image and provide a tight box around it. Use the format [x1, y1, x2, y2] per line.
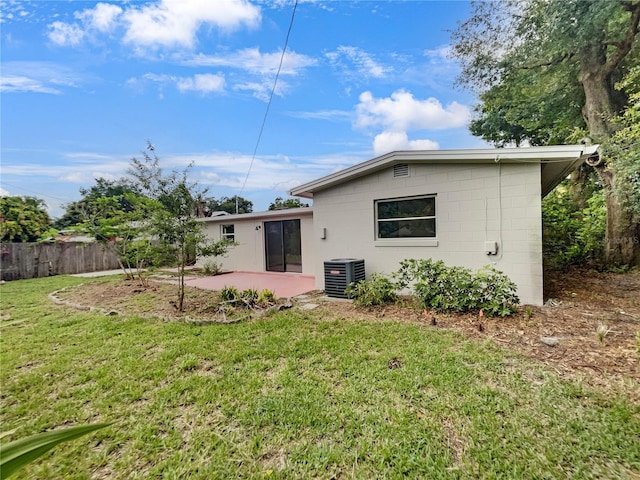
[119, 239, 157, 269]
[219, 286, 240, 304]
[395, 259, 519, 317]
[345, 273, 398, 307]
[201, 260, 221, 276]
[257, 289, 277, 306]
[241, 288, 259, 307]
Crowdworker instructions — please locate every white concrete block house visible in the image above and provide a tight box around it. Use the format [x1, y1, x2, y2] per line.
[201, 145, 599, 305]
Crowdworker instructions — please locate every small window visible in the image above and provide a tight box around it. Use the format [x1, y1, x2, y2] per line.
[376, 195, 436, 239]
[221, 224, 235, 241]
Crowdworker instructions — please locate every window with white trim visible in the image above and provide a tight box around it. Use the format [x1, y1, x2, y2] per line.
[221, 224, 235, 241]
[375, 195, 436, 239]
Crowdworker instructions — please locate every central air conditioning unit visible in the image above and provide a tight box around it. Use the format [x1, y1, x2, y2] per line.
[323, 258, 365, 299]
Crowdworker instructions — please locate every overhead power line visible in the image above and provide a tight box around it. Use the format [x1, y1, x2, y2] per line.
[237, 0, 299, 213]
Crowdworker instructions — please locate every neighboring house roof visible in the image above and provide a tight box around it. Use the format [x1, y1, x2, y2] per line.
[289, 145, 600, 199]
[199, 206, 313, 223]
[54, 235, 96, 243]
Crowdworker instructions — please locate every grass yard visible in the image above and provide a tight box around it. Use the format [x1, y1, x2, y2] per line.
[1, 276, 639, 479]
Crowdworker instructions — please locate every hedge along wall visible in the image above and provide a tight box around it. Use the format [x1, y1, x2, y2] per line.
[0, 242, 121, 281]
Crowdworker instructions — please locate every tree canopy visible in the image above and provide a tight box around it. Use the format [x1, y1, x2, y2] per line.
[268, 196, 309, 210]
[55, 178, 141, 229]
[452, 0, 640, 266]
[204, 196, 253, 215]
[1, 196, 52, 242]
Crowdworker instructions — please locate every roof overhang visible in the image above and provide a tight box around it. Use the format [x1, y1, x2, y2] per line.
[289, 145, 600, 199]
[198, 206, 313, 223]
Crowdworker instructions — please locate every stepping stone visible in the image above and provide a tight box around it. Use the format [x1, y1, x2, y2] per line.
[539, 336, 560, 347]
[300, 303, 319, 310]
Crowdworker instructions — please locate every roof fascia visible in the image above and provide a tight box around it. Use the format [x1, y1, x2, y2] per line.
[289, 145, 600, 198]
[198, 206, 313, 223]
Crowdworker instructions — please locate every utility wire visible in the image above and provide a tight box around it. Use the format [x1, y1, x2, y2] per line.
[236, 0, 299, 213]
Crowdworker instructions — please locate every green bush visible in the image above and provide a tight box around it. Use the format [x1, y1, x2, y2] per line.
[241, 288, 259, 307]
[395, 259, 519, 317]
[257, 289, 277, 306]
[219, 286, 240, 304]
[345, 273, 398, 307]
[542, 183, 606, 270]
[201, 260, 221, 276]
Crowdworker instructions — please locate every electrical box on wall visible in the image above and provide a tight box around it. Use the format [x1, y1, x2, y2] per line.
[484, 241, 498, 255]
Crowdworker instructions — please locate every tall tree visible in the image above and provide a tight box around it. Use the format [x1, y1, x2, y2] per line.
[55, 178, 141, 229]
[1, 196, 52, 242]
[268, 196, 309, 210]
[204, 196, 253, 215]
[452, 0, 640, 266]
[605, 66, 640, 264]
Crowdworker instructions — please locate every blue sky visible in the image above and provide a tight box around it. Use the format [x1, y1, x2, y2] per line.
[1, 0, 485, 218]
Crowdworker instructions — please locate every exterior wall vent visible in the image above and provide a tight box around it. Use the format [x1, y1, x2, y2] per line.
[393, 163, 409, 178]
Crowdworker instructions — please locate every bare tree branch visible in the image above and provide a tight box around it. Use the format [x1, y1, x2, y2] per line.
[519, 51, 575, 70]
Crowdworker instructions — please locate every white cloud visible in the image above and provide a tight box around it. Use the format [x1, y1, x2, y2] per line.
[46, 0, 260, 52]
[184, 48, 316, 75]
[183, 48, 315, 100]
[122, 0, 261, 50]
[176, 73, 226, 93]
[59, 171, 120, 184]
[423, 45, 453, 62]
[48, 21, 84, 46]
[353, 90, 471, 155]
[0, 75, 61, 94]
[326, 46, 391, 79]
[287, 109, 351, 122]
[172, 151, 358, 192]
[133, 72, 226, 95]
[76, 3, 123, 32]
[355, 90, 471, 131]
[372, 131, 439, 156]
[0, 62, 82, 94]
[234, 79, 289, 101]
[2, 156, 130, 181]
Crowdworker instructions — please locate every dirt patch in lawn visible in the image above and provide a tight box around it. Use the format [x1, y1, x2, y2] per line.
[56, 268, 639, 399]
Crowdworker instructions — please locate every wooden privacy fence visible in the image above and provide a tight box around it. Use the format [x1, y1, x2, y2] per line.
[0, 242, 122, 281]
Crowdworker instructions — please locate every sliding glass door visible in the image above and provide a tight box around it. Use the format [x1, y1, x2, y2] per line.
[265, 219, 302, 273]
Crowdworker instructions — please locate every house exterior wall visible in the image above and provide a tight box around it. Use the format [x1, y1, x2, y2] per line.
[199, 210, 315, 275]
[311, 162, 544, 305]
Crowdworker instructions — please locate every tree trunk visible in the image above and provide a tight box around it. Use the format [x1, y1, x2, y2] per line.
[595, 166, 640, 266]
[579, 47, 640, 266]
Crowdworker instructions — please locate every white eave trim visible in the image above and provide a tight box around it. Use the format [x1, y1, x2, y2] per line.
[289, 145, 599, 199]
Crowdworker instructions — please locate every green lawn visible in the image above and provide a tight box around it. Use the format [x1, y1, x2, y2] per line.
[1, 276, 639, 479]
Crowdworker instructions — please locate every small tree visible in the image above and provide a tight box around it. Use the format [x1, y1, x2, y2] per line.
[77, 193, 156, 282]
[128, 143, 232, 311]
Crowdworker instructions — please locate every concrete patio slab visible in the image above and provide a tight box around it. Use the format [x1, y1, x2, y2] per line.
[184, 271, 316, 298]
